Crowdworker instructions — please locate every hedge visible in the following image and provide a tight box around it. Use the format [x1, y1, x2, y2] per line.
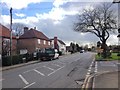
[2, 53, 37, 66]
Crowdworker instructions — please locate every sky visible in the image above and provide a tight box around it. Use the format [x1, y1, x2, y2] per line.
[0, 0, 119, 46]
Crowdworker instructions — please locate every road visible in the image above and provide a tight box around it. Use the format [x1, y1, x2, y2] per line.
[2, 52, 95, 89]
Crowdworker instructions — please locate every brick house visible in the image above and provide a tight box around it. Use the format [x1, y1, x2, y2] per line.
[50, 37, 66, 54]
[0, 24, 17, 56]
[18, 27, 52, 54]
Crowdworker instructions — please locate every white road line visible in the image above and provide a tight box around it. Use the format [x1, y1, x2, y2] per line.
[95, 62, 98, 73]
[87, 72, 90, 75]
[34, 69, 45, 76]
[23, 66, 42, 74]
[19, 74, 29, 85]
[52, 64, 61, 67]
[23, 70, 32, 74]
[23, 82, 35, 89]
[48, 66, 65, 76]
[43, 66, 55, 71]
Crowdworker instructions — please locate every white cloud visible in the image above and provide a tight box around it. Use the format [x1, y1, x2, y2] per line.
[53, 0, 70, 8]
[36, 7, 65, 21]
[1, 15, 10, 24]
[107, 35, 118, 45]
[1, 0, 43, 9]
[15, 13, 26, 17]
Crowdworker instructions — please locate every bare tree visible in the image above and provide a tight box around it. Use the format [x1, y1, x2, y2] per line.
[12, 23, 26, 36]
[2, 39, 10, 56]
[74, 3, 117, 58]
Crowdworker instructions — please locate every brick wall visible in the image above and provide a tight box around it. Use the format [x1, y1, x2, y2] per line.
[18, 38, 52, 53]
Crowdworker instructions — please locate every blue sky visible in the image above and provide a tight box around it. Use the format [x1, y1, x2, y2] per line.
[0, 0, 118, 46]
[2, 2, 54, 18]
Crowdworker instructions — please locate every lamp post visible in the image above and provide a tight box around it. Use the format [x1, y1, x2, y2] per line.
[10, 8, 12, 65]
[16, 35, 19, 55]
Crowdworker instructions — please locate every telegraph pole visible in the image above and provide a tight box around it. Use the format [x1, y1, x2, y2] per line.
[10, 8, 12, 65]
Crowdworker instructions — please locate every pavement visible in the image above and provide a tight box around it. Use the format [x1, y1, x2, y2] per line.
[93, 71, 119, 89]
[84, 60, 120, 89]
[1, 60, 40, 71]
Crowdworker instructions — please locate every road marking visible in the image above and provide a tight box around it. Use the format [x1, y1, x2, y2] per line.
[95, 62, 98, 73]
[52, 64, 61, 67]
[23, 66, 42, 74]
[34, 69, 45, 76]
[88, 69, 91, 72]
[23, 82, 35, 89]
[48, 66, 65, 76]
[23, 70, 32, 73]
[43, 66, 55, 71]
[19, 74, 29, 85]
[87, 72, 90, 75]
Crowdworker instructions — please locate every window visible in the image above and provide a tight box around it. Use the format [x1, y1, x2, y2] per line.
[44, 40, 46, 45]
[48, 41, 51, 45]
[38, 39, 40, 44]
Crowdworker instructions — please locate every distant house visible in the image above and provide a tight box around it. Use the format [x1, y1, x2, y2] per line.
[0, 24, 17, 56]
[50, 37, 66, 54]
[18, 27, 52, 54]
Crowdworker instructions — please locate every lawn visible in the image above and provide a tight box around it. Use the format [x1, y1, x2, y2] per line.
[95, 53, 120, 61]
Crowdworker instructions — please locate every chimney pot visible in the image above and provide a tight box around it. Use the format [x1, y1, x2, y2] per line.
[24, 27, 28, 33]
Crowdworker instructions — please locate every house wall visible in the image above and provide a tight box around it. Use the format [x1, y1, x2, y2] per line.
[57, 41, 66, 54]
[0, 37, 1, 66]
[35, 39, 52, 50]
[18, 38, 52, 54]
[18, 38, 36, 54]
[51, 40, 66, 54]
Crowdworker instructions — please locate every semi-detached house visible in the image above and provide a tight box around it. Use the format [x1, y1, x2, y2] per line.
[0, 24, 17, 56]
[18, 27, 52, 54]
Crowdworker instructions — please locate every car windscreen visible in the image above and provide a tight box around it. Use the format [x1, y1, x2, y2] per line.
[45, 49, 54, 54]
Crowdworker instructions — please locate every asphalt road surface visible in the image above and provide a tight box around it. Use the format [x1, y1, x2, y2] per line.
[2, 52, 95, 89]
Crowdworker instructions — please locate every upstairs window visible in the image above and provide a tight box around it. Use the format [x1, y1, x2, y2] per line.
[38, 39, 40, 44]
[48, 41, 51, 45]
[44, 40, 46, 45]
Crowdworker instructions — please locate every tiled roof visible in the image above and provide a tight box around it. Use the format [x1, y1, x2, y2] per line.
[19, 29, 50, 40]
[0, 24, 16, 38]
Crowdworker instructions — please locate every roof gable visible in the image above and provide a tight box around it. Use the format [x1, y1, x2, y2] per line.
[0, 24, 16, 38]
[19, 29, 49, 40]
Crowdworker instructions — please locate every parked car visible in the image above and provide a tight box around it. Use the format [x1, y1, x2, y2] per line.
[37, 48, 59, 61]
[80, 50, 84, 53]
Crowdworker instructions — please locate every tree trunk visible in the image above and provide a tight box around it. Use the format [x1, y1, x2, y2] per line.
[101, 41, 108, 58]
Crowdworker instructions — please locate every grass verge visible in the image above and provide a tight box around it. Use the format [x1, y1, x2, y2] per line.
[95, 53, 120, 61]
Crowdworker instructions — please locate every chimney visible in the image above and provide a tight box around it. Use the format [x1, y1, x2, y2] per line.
[34, 27, 36, 30]
[24, 27, 28, 33]
[54, 37, 58, 49]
